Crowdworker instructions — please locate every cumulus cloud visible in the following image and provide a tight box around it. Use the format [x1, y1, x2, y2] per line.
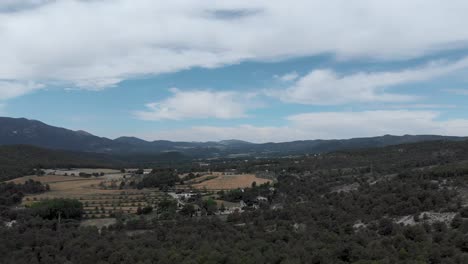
[274, 71, 299, 82]
[0, 81, 44, 101]
[135, 110, 468, 142]
[134, 88, 254, 120]
[2, 0, 468, 91]
[274, 57, 468, 105]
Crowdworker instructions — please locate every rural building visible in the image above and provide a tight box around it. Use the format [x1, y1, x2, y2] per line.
[223, 169, 238, 175]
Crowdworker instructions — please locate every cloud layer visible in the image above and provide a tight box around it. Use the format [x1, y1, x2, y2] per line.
[0, 81, 44, 101]
[3, 1, 468, 142]
[276, 57, 468, 105]
[2, 0, 468, 91]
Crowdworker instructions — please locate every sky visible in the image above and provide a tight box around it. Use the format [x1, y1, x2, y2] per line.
[2, 0, 468, 142]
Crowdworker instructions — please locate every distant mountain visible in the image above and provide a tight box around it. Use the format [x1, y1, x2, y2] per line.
[114, 136, 150, 145]
[1, 117, 467, 158]
[218, 139, 253, 146]
[0, 117, 125, 152]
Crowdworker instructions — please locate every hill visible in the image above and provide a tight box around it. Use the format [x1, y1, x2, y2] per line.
[0, 145, 189, 181]
[1, 117, 466, 157]
[0, 145, 125, 181]
[0, 117, 125, 152]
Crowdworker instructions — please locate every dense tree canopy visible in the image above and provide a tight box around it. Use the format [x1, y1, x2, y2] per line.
[29, 199, 83, 220]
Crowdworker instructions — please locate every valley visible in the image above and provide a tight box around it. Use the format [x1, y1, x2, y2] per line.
[4, 138, 468, 262]
[6, 168, 273, 221]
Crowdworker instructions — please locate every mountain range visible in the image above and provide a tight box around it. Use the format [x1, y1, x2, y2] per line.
[1, 116, 466, 158]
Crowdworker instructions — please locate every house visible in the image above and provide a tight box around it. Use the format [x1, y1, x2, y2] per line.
[223, 169, 238, 175]
[4, 220, 16, 228]
[240, 200, 247, 208]
[177, 192, 195, 199]
[256, 196, 268, 203]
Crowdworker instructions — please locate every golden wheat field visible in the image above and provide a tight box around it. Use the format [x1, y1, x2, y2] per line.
[191, 174, 271, 190]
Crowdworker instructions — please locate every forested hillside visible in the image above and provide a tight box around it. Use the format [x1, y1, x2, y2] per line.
[3, 140, 468, 263]
[0, 145, 192, 182]
[0, 145, 122, 181]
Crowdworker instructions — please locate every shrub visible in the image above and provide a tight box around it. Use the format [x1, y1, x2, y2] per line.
[30, 198, 83, 220]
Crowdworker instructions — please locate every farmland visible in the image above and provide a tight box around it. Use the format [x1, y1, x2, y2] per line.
[9, 170, 166, 219]
[186, 173, 272, 190]
[7, 168, 273, 220]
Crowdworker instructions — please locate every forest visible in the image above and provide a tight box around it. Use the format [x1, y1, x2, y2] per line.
[2, 140, 468, 263]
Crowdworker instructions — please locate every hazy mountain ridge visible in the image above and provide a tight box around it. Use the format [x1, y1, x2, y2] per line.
[1, 117, 466, 157]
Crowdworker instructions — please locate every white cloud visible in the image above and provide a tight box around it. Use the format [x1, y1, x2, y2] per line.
[0, 81, 44, 101]
[382, 104, 457, 109]
[135, 110, 468, 142]
[275, 71, 299, 82]
[134, 88, 253, 120]
[444, 88, 468, 95]
[275, 58, 468, 105]
[2, 0, 468, 91]
[287, 110, 443, 139]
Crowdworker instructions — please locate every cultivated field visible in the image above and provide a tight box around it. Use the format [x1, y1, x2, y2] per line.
[44, 168, 121, 176]
[8, 169, 269, 218]
[190, 173, 272, 190]
[9, 171, 165, 219]
[9, 174, 120, 197]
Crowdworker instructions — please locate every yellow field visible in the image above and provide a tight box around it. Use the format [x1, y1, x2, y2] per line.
[191, 174, 271, 190]
[8, 174, 89, 184]
[8, 175, 123, 198]
[44, 168, 121, 175]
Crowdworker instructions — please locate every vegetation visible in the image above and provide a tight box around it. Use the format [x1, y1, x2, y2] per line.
[137, 170, 180, 190]
[0, 145, 123, 181]
[3, 140, 468, 263]
[0, 179, 47, 208]
[29, 199, 83, 220]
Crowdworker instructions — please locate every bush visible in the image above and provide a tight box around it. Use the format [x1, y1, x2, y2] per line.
[136, 206, 153, 215]
[137, 172, 180, 189]
[460, 207, 468, 218]
[30, 198, 83, 220]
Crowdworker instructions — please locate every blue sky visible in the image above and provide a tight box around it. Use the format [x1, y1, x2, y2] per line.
[2, 1, 468, 142]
